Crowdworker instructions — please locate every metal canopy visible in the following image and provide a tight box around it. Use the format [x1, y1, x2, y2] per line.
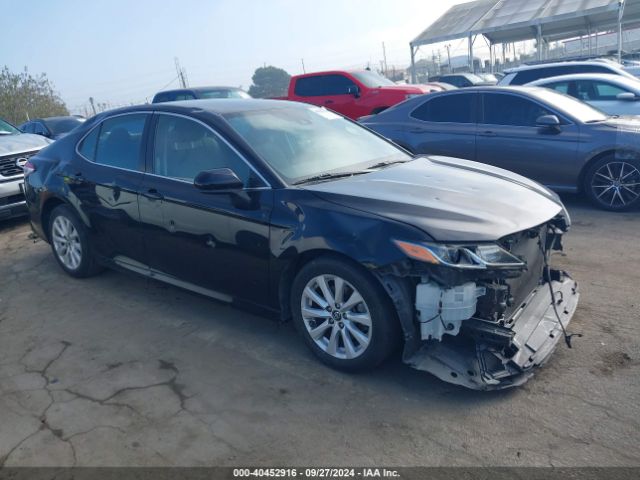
[411, 0, 640, 47]
[411, 0, 498, 46]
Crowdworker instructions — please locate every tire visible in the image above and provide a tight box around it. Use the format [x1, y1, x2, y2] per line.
[584, 155, 640, 211]
[48, 205, 102, 278]
[290, 256, 400, 372]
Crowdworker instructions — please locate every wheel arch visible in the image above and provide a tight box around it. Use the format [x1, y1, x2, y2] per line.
[578, 148, 640, 193]
[278, 249, 365, 321]
[40, 196, 76, 242]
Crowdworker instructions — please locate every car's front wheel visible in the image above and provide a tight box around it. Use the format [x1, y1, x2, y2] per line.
[291, 257, 399, 371]
[49, 205, 102, 278]
[584, 155, 640, 211]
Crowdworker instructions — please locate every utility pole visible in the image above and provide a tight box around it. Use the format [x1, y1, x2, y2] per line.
[89, 97, 97, 116]
[445, 44, 452, 73]
[175, 57, 188, 88]
[382, 42, 388, 75]
[301, 58, 306, 74]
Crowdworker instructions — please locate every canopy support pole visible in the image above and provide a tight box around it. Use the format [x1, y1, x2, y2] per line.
[468, 34, 474, 72]
[410, 44, 417, 84]
[536, 24, 543, 61]
[618, 0, 626, 63]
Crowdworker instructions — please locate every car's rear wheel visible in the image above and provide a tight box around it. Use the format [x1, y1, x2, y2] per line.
[584, 155, 640, 211]
[49, 205, 102, 278]
[291, 257, 399, 371]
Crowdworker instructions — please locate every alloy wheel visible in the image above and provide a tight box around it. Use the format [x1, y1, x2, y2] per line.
[301, 274, 372, 360]
[52, 216, 82, 270]
[591, 161, 640, 209]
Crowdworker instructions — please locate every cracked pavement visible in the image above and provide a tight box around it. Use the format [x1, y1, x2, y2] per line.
[0, 195, 638, 467]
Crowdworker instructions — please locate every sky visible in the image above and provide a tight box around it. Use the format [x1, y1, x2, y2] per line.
[2, 0, 473, 114]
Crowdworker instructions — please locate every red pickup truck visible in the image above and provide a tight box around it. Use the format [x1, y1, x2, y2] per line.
[277, 70, 441, 119]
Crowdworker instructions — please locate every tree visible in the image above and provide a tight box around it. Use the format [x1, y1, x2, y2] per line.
[0, 66, 68, 125]
[248, 66, 291, 98]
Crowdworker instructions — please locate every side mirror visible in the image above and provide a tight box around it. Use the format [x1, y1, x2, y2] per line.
[347, 85, 360, 98]
[536, 115, 561, 128]
[616, 92, 637, 101]
[194, 168, 243, 191]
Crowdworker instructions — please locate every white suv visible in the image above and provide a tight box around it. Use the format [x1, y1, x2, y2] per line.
[499, 60, 638, 85]
[0, 118, 51, 220]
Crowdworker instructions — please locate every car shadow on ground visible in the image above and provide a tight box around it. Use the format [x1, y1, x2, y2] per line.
[0, 216, 29, 233]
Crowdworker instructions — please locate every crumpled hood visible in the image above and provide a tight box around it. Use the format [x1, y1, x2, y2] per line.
[0, 133, 52, 156]
[303, 156, 565, 242]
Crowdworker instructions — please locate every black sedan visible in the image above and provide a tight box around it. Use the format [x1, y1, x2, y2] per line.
[19, 116, 85, 140]
[361, 86, 640, 211]
[23, 99, 578, 390]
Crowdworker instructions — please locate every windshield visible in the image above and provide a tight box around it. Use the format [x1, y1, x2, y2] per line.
[0, 118, 20, 135]
[531, 88, 608, 123]
[200, 89, 251, 99]
[225, 106, 409, 184]
[350, 71, 396, 88]
[44, 117, 84, 135]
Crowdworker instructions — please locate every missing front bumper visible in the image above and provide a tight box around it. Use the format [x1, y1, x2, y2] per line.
[406, 272, 579, 390]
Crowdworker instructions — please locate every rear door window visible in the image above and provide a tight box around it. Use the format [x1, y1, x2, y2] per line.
[545, 81, 571, 94]
[79, 114, 147, 170]
[294, 76, 326, 97]
[410, 93, 476, 123]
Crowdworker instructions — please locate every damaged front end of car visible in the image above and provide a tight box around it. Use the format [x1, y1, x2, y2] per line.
[377, 213, 579, 390]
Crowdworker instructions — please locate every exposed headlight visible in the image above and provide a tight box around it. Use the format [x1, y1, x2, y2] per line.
[393, 240, 526, 270]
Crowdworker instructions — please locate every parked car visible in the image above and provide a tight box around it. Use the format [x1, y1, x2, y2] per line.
[361, 86, 640, 211]
[19, 116, 85, 140]
[499, 60, 638, 85]
[276, 70, 435, 119]
[478, 73, 500, 84]
[0, 117, 52, 220]
[427, 82, 458, 91]
[527, 73, 640, 116]
[24, 99, 578, 390]
[152, 86, 251, 103]
[430, 73, 495, 87]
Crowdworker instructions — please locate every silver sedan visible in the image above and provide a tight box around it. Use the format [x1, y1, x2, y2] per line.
[527, 73, 640, 116]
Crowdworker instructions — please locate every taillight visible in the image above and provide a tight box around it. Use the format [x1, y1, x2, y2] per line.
[23, 160, 36, 176]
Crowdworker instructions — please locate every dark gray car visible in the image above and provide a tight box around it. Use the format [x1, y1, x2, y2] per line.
[361, 86, 640, 211]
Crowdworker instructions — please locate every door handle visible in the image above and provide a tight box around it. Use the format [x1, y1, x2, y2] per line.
[324, 100, 334, 105]
[410, 128, 427, 133]
[479, 130, 497, 137]
[143, 188, 164, 200]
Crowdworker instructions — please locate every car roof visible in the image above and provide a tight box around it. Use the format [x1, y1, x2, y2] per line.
[528, 73, 640, 89]
[155, 86, 244, 95]
[293, 69, 374, 78]
[427, 85, 548, 95]
[39, 116, 83, 122]
[505, 60, 624, 73]
[101, 98, 310, 117]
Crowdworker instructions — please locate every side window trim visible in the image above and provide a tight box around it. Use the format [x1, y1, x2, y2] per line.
[150, 112, 271, 189]
[75, 112, 150, 172]
[480, 92, 574, 126]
